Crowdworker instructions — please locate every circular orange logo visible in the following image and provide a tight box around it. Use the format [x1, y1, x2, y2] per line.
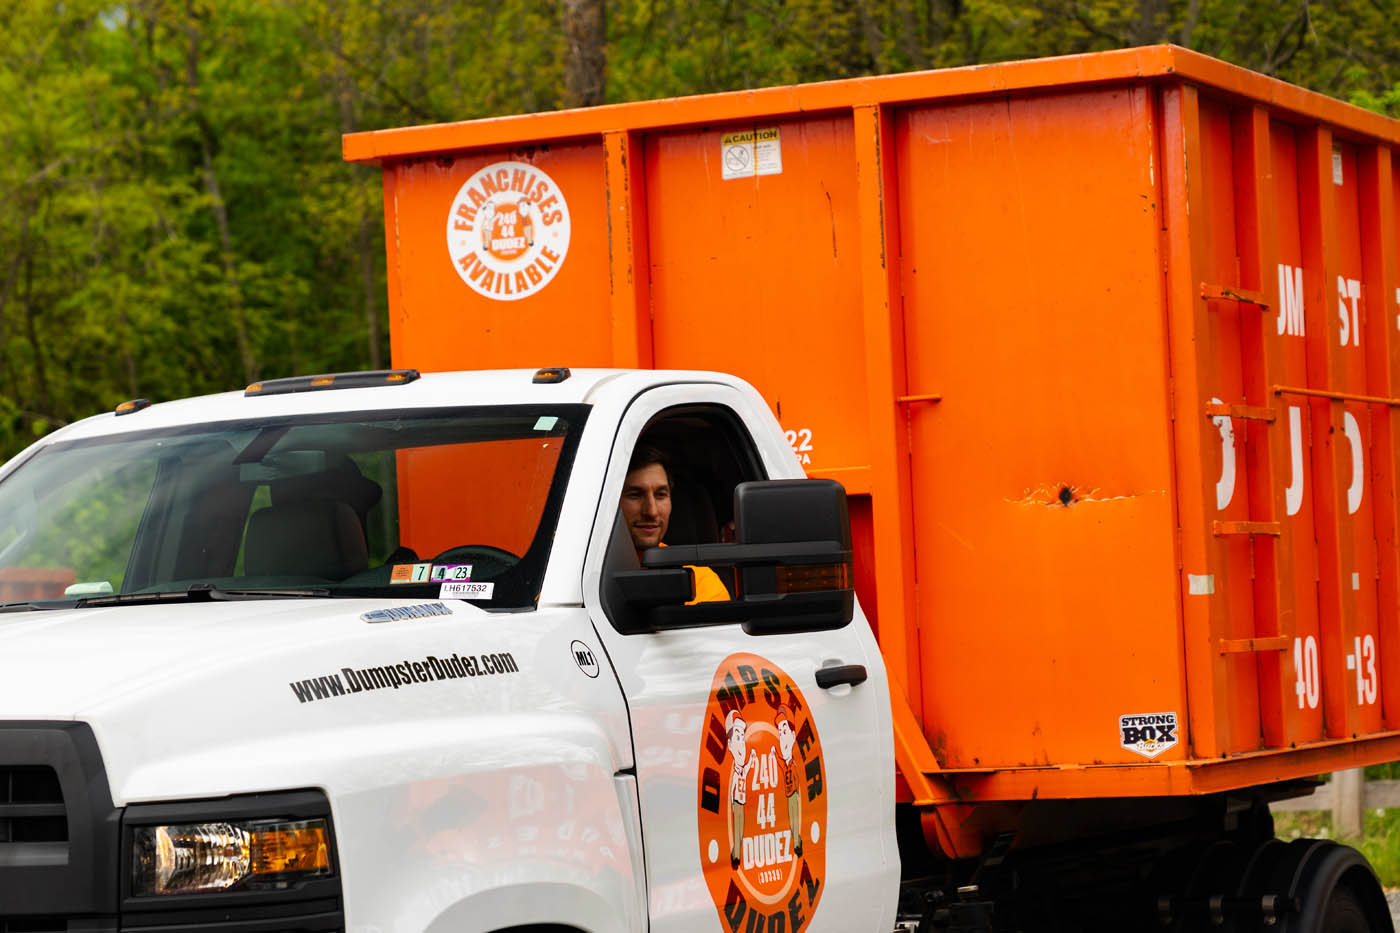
[445, 160, 571, 302]
[697, 653, 826, 932]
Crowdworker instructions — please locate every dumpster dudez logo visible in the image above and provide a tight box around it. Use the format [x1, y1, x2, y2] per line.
[1119, 712, 1179, 759]
[446, 160, 570, 302]
[698, 653, 826, 933]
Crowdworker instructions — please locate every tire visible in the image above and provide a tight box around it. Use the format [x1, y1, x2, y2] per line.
[1283, 841, 1393, 933]
[1324, 884, 1376, 933]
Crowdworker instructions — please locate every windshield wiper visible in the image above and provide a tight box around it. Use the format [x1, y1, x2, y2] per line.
[75, 583, 332, 608]
[0, 600, 77, 613]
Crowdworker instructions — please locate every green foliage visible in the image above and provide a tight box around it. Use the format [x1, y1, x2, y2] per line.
[4, 0, 1400, 463]
[1274, 806, 1400, 887]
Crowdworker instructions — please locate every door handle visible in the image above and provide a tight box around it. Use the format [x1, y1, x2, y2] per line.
[815, 664, 867, 689]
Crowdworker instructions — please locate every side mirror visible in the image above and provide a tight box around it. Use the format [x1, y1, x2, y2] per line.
[609, 479, 854, 635]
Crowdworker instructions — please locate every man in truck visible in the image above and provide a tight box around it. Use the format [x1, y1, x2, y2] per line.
[619, 445, 730, 603]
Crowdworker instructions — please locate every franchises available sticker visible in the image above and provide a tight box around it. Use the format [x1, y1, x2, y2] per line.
[697, 653, 826, 933]
[446, 160, 570, 302]
[1119, 711, 1180, 759]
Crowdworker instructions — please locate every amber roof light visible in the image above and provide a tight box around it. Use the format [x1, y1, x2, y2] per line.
[246, 369, 421, 397]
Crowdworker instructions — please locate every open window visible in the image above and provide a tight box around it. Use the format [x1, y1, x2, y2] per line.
[639, 404, 766, 543]
[601, 404, 853, 635]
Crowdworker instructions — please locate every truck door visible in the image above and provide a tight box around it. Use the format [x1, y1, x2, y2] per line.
[583, 384, 898, 933]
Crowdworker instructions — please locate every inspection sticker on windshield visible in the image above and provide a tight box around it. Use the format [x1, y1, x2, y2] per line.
[431, 564, 472, 582]
[441, 581, 493, 599]
[390, 563, 433, 584]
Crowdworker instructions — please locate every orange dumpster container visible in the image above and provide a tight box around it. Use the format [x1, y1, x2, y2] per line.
[346, 45, 1400, 858]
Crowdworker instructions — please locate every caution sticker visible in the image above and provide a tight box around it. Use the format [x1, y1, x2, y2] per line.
[697, 653, 825, 931]
[721, 127, 783, 181]
[1119, 712, 1180, 759]
[390, 563, 433, 584]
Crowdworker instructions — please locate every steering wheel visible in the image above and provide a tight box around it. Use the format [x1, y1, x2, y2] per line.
[428, 544, 520, 578]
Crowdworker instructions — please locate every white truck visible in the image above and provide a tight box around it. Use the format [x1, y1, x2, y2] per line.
[0, 367, 899, 932]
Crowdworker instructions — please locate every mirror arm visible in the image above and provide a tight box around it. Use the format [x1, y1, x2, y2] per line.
[641, 541, 849, 568]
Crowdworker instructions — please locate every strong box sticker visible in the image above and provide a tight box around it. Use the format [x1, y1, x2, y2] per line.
[697, 653, 826, 933]
[1119, 711, 1180, 759]
[446, 160, 570, 301]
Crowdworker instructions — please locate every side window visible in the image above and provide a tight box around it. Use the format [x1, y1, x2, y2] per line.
[633, 406, 765, 548]
[0, 457, 159, 601]
[602, 404, 766, 625]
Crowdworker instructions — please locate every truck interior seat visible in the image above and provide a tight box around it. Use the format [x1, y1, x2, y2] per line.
[665, 472, 736, 594]
[244, 500, 370, 581]
[271, 456, 383, 529]
[664, 471, 718, 546]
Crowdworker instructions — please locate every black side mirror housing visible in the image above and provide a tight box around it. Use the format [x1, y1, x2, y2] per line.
[608, 478, 854, 635]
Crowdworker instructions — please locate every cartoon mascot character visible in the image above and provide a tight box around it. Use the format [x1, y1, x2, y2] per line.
[516, 198, 535, 247]
[478, 202, 496, 253]
[724, 710, 753, 869]
[776, 706, 802, 857]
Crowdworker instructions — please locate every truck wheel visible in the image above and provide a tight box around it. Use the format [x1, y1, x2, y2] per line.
[1324, 885, 1373, 932]
[1284, 840, 1393, 933]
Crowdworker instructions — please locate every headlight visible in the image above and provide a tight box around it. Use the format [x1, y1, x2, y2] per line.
[131, 817, 331, 895]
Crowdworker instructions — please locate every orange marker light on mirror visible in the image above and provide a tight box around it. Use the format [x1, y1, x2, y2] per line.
[775, 562, 851, 593]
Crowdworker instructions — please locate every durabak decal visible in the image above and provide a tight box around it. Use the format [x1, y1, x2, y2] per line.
[1119, 712, 1179, 759]
[360, 602, 453, 623]
[446, 160, 571, 301]
[289, 651, 519, 703]
[698, 653, 826, 933]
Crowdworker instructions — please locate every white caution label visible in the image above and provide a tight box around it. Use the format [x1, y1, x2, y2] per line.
[721, 127, 783, 180]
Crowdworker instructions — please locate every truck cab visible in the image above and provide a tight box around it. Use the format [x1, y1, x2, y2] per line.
[0, 367, 898, 932]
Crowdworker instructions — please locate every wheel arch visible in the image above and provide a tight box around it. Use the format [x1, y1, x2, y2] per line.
[425, 880, 632, 933]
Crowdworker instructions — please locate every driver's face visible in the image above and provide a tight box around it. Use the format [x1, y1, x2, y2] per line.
[621, 463, 671, 552]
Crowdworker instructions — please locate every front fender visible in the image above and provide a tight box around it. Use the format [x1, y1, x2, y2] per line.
[424, 880, 626, 933]
[333, 717, 645, 933]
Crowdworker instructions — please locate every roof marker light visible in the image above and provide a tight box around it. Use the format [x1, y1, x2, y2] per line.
[115, 398, 152, 416]
[532, 368, 572, 384]
[246, 369, 421, 397]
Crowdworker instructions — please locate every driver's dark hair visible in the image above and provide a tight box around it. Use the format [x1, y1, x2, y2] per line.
[628, 445, 672, 486]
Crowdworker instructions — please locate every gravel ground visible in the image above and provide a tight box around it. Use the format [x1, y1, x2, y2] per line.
[1389, 888, 1400, 929]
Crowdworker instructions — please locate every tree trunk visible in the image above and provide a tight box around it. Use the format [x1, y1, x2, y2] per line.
[21, 256, 53, 422]
[1179, 0, 1202, 48]
[328, 0, 383, 370]
[562, 0, 606, 108]
[1131, 0, 1167, 46]
[854, 0, 885, 72]
[0, 228, 27, 400]
[185, 2, 256, 384]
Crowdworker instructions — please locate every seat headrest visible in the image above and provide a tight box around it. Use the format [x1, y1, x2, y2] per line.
[244, 500, 369, 581]
[271, 456, 383, 523]
[664, 472, 719, 545]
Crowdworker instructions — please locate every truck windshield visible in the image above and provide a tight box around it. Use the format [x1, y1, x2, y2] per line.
[0, 405, 587, 610]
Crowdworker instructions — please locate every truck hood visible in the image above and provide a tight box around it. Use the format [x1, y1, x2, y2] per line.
[0, 597, 480, 718]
